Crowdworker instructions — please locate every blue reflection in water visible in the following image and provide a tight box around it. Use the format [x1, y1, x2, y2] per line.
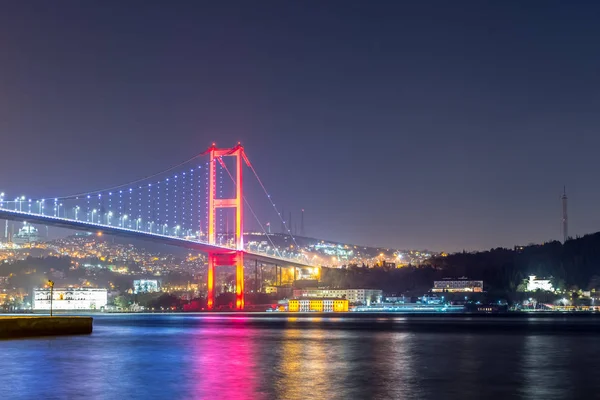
[1, 314, 600, 400]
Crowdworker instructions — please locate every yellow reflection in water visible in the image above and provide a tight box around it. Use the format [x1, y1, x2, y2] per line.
[277, 329, 332, 400]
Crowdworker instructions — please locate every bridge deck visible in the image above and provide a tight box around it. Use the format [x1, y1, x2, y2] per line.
[0, 209, 313, 268]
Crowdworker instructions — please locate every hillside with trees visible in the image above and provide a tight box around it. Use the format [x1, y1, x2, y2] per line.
[318, 232, 600, 298]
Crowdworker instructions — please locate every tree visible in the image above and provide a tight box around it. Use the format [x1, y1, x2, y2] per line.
[114, 295, 131, 309]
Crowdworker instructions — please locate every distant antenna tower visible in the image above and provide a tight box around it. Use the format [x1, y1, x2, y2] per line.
[562, 186, 568, 243]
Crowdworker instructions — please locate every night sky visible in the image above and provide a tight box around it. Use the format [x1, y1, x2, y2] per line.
[1, 1, 600, 252]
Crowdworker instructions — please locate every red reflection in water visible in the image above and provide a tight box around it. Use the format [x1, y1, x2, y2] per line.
[190, 318, 262, 400]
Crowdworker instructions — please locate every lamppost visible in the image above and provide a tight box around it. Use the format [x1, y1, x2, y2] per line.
[20, 196, 25, 211]
[57, 203, 63, 218]
[175, 225, 180, 237]
[48, 280, 54, 317]
[149, 221, 154, 233]
[136, 217, 141, 230]
[162, 224, 168, 235]
[120, 214, 128, 227]
[0, 192, 4, 209]
[91, 209, 97, 223]
[74, 206, 80, 221]
[107, 211, 113, 225]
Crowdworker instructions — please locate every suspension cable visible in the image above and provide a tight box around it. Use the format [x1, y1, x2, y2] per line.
[217, 157, 284, 259]
[41, 153, 204, 201]
[242, 154, 301, 249]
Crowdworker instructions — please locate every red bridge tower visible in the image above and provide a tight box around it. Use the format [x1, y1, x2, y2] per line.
[204, 143, 249, 310]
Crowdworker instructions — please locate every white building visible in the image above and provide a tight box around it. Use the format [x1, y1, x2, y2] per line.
[292, 288, 382, 305]
[34, 288, 108, 310]
[13, 222, 39, 245]
[527, 275, 554, 292]
[133, 279, 160, 294]
[432, 279, 483, 293]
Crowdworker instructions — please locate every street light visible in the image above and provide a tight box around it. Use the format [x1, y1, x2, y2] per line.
[136, 217, 142, 230]
[120, 214, 128, 227]
[57, 203, 63, 217]
[74, 206, 80, 221]
[162, 224, 168, 235]
[91, 209, 97, 223]
[0, 192, 4, 209]
[107, 211, 113, 225]
[175, 225, 180, 237]
[48, 280, 55, 317]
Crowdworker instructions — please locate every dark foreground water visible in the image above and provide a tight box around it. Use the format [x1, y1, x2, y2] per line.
[2, 314, 600, 400]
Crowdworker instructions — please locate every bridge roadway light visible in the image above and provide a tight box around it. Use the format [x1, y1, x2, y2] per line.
[92, 209, 97, 223]
[120, 214, 128, 227]
[17, 196, 26, 211]
[74, 206, 80, 220]
[136, 217, 142, 230]
[107, 211, 113, 225]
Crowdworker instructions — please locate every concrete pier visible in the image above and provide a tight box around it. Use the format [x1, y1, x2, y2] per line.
[0, 316, 93, 339]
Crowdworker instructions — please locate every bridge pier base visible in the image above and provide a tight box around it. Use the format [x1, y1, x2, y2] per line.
[207, 253, 215, 309]
[206, 251, 244, 311]
[236, 251, 244, 310]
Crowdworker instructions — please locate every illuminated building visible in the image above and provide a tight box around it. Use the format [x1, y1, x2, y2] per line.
[33, 287, 108, 310]
[292, 288, 382, 305]
[133, 279, 160, 294]
[432, 278, 483, 293]
[264, 286, 278, 294]
[12, 222, 39, 245]
[526, 275, 554, 292]
[288, 298, 348, 312]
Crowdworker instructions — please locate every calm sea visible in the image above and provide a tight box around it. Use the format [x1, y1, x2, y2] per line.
[2, 314, 599, 399]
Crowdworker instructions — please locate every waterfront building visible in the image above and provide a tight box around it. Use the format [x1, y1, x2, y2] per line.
[33, 287, 108, 310]
[432, 278, 483, 293]
[292, 288, 382, 305]
[288, 298, 348, 312]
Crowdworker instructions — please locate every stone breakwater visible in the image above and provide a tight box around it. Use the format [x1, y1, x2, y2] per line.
[0, 316, 93, 339]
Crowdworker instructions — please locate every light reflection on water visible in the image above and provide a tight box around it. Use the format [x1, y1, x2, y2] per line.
[1, 315, 600, 399]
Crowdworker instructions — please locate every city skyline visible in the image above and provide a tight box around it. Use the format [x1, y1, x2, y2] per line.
[1, 2, 600, 251]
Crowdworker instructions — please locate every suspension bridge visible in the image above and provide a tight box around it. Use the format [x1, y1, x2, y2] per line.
[0, 143, 314, 310]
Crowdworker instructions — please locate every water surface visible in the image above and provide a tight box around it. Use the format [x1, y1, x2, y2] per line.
[2, 314, 599, 399]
